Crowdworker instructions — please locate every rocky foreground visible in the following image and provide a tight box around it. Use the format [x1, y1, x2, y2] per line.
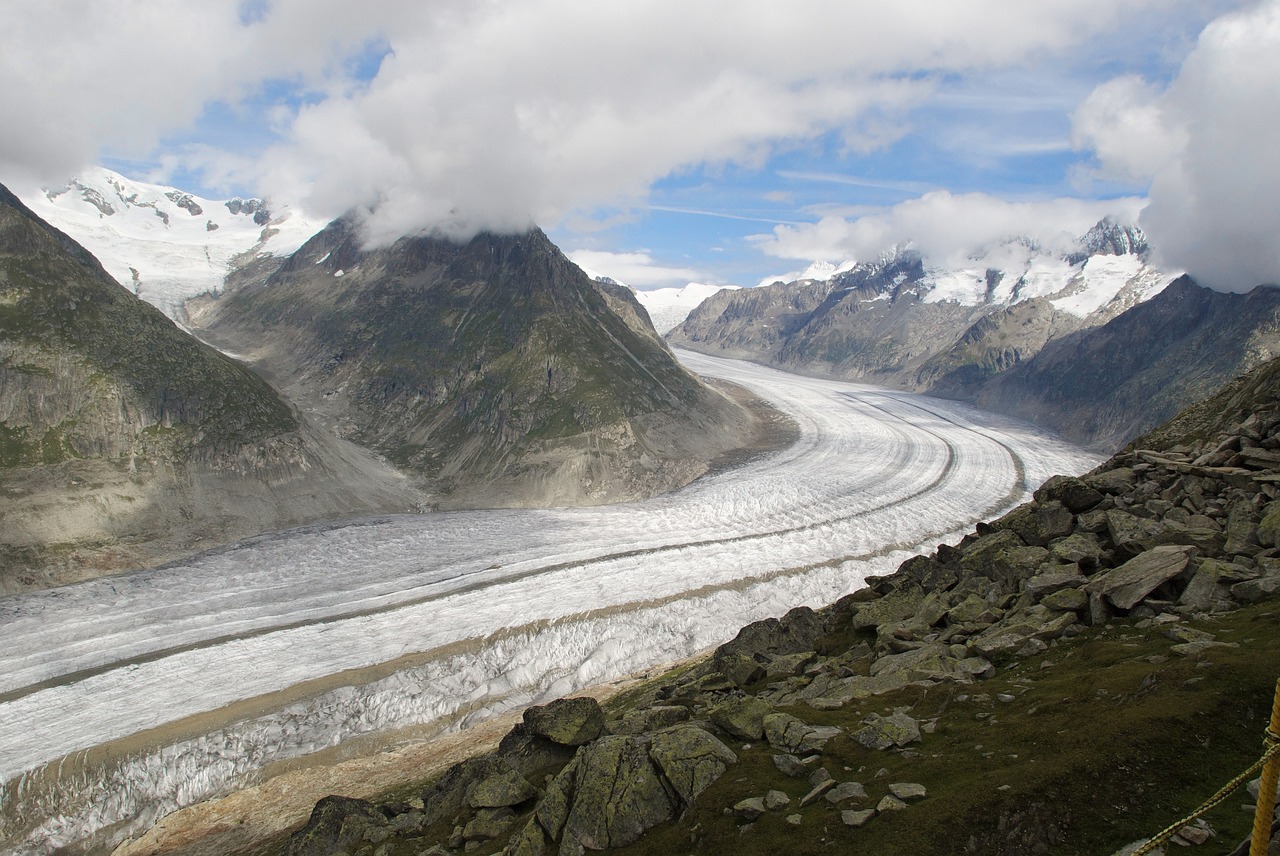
[283, 359, 1280, 856]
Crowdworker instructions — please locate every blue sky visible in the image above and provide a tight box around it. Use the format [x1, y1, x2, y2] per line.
[3, 1, 1277, 291]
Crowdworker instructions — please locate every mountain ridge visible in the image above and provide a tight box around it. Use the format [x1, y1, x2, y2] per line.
[189, 214, 761, 508]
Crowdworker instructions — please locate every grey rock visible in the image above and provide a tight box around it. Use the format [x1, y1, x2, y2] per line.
[717, 651, 766, 688]
[772, 753, 810, 778]
[763, 713, 842, 754]
[648, 724, 738, 806]
[842, 808, 877, 828]
[287, 795, 389, 856]
[1040, 587, 1088, 612]
[468, 768, 538, 809]
[765, 651, 818, 679]
[734, 797, 767, 820]
[852, 712, 921, 750]
[1094, 545, 1196, 610]
[808, 767, 833, 787]
[552, 735, 675, 852]
[785, 813, 803, 826]
[1232, 573, 1280, 603]
[1034, 475, 1104, 512]
[1049, 532, 1103, 566]
[765, 789, 791, 810]
[711, 696, 774, 741]
[876, 794, 910, 812]
[462, 806, 515, 842]
[522, 697, 606, 747]
[889, 782, 927, 801]
[799, 778, 838, 807]
[825, 782, 869, 804]
[615, 704, 691, 735]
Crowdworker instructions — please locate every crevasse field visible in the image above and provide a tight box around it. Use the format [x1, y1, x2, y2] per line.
[0, 351, 1099, 853]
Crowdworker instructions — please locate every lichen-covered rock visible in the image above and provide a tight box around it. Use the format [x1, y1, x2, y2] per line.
[716, 650, 766, 688]
[994, 501, 1075, 547]
[287, 795, 389, 856]
[763, 713, 842, 754]
[1034, 475, 1104, 513]
[772, 753, 809, 778]
[462, 806, 516, 841]
[468, 768, 539, 809]
[852, 712, 920, 750]
[522, 697, 606, 747]
[825, 781, 868, 804]
[648, 725, 737, 805]
[710, 696, 774, 741]
[552, 735, 676, 853]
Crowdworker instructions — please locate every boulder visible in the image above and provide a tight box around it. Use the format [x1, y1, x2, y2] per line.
[825, 782, 869, 804]
[287, 795, 389, 856]
[799, 778, 838, 807]
[852, 712, 920, 751]
[889, 782, 928, 801]
[1041, 587, 1088, 613]
[842, 808, 877, 828]
[615, 705, 690, 735]
[765, 789, 791, 810]
[468, 768, 538, 809]
[1035, 475, 1104, 512]
[648, 724, 738, 805]
[462, 806, 516, 842]
[522, 697, 606, 747]
[959, 531, 1046, 589]
[772, 753, 809, 778]
[711, 696, 774, 741]
[851, 586, 927, 631]
[763, 713, 842, 754]
[1049, 532, 1103, 567]
[734, 797, 767, 821]
[716, 651, 766, 688]
[1257, 502, 1280, 547]
[715, 605, 826, 663]
[1093, 546, 1196, 610]
[1086, 467, 1138, 495]
[548, 735, 675, 852]
[1231, 573, 1280, 603]
[994, 501, 1075, 547]
[1224, 499, 1262, 556]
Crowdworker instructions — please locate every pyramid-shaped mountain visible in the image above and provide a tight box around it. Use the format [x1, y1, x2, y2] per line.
[190, 216, 755, 507]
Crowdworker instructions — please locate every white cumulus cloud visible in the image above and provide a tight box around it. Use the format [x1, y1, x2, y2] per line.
[752, 191, 1146, 269]
[1072, 0, 1280, 291]
[1, 0, 1181, 246]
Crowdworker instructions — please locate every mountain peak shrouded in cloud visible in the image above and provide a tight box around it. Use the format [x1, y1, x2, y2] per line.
[0, 1, 1271, 291]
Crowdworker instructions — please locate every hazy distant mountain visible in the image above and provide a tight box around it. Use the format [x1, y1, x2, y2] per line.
[190, 216, 755, 508]
[631, 282, 741, 333]
[0, 185, 421, 593]
[19, 167, 322, 320]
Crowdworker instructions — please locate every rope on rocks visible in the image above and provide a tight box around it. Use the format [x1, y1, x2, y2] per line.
[1129, 717, 1280, 856]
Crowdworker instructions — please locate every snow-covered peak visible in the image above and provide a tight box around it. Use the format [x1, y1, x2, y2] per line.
[633, 282, 741, 333]
[21, 167, 323, 322]
[758, 258, 856, 288]
[770, 216, 1175, 321]
[1075, 217, 1149, 259]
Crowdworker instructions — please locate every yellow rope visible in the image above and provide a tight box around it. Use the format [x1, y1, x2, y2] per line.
[1129, 738, 1280, 856]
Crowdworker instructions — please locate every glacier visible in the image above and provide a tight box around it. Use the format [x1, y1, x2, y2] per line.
[0, 351, 1099, 854]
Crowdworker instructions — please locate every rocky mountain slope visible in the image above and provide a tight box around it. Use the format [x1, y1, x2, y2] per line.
[189, 217, 756, 508]
[666, 220, 1280, 450]
[282, 348, 1280, 856]
[0, 184, 422, 593]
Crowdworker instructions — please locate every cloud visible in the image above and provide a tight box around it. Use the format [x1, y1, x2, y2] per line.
[1072, 0, 1280, 291]
[752, 191, 1145, 268]
[567, 249, 706, 289]
[0, 0, 1186, 243]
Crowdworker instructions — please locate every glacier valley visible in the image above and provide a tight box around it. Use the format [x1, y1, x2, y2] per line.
[0, 351, 1098, 854]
